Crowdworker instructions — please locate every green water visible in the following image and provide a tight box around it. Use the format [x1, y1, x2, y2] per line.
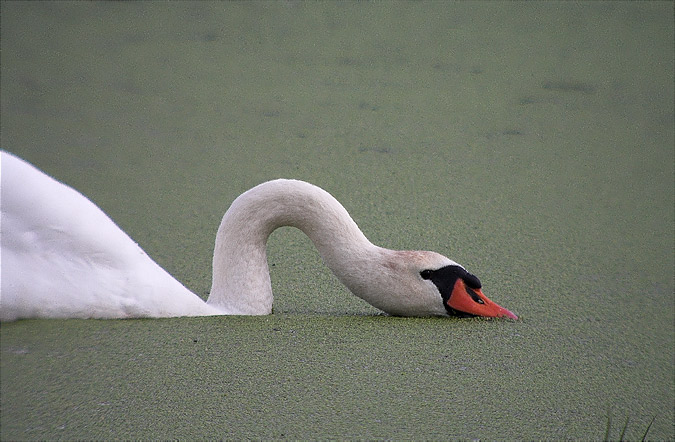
[1, 2, 673, 439]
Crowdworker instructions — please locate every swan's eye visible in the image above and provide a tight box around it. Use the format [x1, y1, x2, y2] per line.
[420, 270, 433, 280]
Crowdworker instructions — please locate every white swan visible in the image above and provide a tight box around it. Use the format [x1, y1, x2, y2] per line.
[0, 150, 517, 321]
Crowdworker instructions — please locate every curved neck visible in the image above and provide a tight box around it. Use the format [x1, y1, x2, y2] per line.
[207, 179, 379, 314]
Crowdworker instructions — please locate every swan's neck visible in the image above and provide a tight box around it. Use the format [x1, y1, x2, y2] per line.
[207, 179, 380, 314]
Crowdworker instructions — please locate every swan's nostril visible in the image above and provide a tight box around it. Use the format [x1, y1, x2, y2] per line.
[466, 287, 484, 304]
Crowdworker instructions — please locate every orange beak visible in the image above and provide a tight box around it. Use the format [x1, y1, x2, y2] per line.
[447, 279, 518, 319]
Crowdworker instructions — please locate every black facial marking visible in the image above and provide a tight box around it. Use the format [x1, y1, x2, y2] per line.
[446, 306, 478, 318]
[420, 265, 483, 317]
[463, 272, 482, 290]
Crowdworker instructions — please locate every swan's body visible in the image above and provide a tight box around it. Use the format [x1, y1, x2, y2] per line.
[0, 151, 516, 321]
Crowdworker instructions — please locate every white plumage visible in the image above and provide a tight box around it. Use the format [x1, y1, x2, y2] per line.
[0, 150, 516, 321]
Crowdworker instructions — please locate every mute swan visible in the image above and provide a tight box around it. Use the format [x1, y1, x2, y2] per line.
[0, 150, 517, 321]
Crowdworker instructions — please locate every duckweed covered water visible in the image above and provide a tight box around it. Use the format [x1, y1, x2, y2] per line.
[1, 2, 673, 439]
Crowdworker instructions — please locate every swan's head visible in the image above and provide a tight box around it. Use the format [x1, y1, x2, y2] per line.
[419, 262, 518, 320]
[358, 250, 518, 319]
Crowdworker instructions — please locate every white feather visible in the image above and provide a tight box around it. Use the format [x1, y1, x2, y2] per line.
[0, 151, 454, 321]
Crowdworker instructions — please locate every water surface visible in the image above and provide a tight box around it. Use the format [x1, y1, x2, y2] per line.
[1, 2, 673, 439]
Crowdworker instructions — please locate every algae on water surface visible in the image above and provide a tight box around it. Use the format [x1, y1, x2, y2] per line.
[1, 1, 673, 440]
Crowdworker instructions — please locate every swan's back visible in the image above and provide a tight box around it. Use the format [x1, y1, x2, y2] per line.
[0, 151, 216, 320]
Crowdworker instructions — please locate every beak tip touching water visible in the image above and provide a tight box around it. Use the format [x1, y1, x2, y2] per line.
[499, 307, 518, 320]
